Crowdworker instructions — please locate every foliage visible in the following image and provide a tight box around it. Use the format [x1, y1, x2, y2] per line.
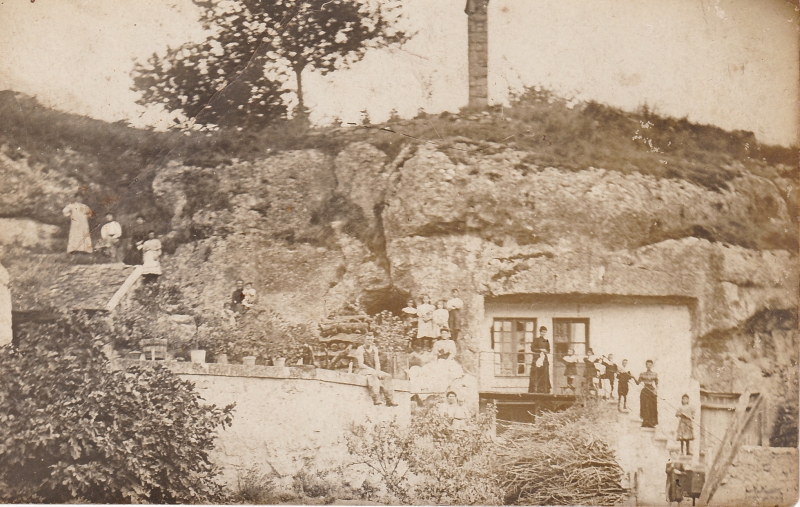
[495, 400, 629, 506]
[133, 0, 409, 126]
[770, 398, 799, 448]
[0, 314, 234, 503]
[201, 308, 315, 364]
[370, 310, 413, 353]
[227, 465, 281, 504]
[346, 405, 502, 505]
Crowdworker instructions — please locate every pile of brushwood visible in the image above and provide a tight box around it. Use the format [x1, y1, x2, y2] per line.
[496, 400, 629, 506]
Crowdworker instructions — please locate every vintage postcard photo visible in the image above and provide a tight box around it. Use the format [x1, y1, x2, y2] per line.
[0, 0, 797, 505]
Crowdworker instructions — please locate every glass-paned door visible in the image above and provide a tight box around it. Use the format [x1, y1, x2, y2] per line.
[552, 318, 589, 393]
[492, 318, 536, 376]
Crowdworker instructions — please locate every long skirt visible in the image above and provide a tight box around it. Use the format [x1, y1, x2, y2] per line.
[528, 360, 551, 393]
[641, 388, 658, 427]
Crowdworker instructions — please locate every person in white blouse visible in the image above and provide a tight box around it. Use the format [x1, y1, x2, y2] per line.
[98, 213, 122, 262]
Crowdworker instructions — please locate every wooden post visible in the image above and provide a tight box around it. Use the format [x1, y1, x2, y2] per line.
[698, 389, 763, 506]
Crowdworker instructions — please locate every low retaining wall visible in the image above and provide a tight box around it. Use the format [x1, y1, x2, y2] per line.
[116, 361, 411, 486]
[714, 446, 798, 507]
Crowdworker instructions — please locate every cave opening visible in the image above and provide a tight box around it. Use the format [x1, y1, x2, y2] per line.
[360, 286, 411, 316]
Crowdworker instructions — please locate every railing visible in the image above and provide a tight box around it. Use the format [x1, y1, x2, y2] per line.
[490, 351, 537, 377]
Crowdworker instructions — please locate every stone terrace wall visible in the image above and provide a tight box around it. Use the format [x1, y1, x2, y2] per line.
[0, 263, 10, 346]
[135, 362, 411, 487]
[714, 446, 798, 507]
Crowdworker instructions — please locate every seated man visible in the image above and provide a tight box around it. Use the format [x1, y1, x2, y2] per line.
[330, 334, 397, 406]
[432, 328, 457, 360]
[98, 213, 122, 261]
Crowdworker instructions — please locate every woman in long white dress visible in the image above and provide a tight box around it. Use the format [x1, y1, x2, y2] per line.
[416, 296, 436, 345]
[431, 300, 450, 338]
[62, 202, 93, 253]
[139, 231, 162, 277]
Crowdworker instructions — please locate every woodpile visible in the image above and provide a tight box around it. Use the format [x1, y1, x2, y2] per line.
[495, 401, 629, 506]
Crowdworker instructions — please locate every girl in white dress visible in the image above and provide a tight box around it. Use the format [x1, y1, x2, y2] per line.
[139, 231, 163, 278]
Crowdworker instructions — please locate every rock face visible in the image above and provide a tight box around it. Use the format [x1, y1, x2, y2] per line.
[0, 262, 11, 347]
[0, 218, 60, 249]
[145, 142, 796, 377]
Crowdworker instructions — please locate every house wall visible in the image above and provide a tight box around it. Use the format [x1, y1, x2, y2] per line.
[481, 299, 700, 429]
[116, 361, 411, 487]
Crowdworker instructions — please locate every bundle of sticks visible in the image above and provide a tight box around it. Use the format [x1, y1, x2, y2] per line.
[495, 402, 629, 506]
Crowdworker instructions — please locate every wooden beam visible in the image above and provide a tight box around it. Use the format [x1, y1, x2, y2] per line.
[698, 389, 763, 506]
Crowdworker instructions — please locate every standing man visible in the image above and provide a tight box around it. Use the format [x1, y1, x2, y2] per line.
[331, 333, 397, 406]
[230, 280, 245, 314]
[528, 326, 551, 394]
[446, 289, 464, 341]
[98, 213, 123, 262]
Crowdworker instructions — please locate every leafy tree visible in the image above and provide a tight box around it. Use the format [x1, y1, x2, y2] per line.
[0, 316, 234, 503]
[133, 0, 408, 127]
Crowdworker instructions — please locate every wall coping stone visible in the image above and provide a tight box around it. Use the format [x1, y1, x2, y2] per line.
[113, 359, 410, 392]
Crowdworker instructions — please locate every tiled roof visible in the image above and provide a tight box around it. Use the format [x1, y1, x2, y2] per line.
[10, 256, 136, 312]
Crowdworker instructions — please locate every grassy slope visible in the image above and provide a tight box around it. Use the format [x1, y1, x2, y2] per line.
[1, 88, 796, 237]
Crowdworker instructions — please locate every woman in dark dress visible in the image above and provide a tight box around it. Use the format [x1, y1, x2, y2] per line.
[528, 326, 551, 393]
[124, 215, 148, 265]
[637, 359, 659, 428]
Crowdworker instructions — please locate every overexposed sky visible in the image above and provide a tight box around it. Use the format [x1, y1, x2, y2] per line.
[0, 0, 797, 145]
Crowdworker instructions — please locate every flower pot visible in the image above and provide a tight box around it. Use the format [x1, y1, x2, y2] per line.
[190, 349, 206, 364]
[216, 353, 228, 365]
[242, 356, 256, 366]
[273, 357, 286, 367]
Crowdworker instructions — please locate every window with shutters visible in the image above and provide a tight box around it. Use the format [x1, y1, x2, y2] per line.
[491, 318, 537, 377]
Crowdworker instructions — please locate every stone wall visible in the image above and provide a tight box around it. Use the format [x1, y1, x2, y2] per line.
[714, 446, 798, 507]
[142, 362, 411, 487]
[0, 262, 10, 347]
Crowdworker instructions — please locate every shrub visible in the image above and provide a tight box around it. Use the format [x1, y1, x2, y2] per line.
[0, 315, 234, 503]
[346, 405, 502, 505]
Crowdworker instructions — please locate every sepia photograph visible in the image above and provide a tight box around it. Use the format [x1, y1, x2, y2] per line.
[0, 0, 797, 505]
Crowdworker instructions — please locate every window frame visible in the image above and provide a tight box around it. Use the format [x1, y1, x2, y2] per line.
[490, 317, 538, 377]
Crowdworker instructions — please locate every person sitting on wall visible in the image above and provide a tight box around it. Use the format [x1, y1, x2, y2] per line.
[97, 213, 122, 262]
[562, 348, 579, 393]
[139, 231, 162, 283]
[432, 327, 457, 361]
[300, 343, 316, 367]
[330, 333, 397, 406]
[408, 341, 434, 368]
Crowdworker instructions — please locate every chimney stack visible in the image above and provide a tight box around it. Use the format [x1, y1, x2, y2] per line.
[465, 0, 490, 109]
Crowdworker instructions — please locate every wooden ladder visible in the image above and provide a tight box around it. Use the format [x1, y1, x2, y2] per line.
[697, 388, 763, 506]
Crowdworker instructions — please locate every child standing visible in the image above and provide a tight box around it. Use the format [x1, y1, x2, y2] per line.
[676, 394, 696, 455]
[616, 359, 634, 411]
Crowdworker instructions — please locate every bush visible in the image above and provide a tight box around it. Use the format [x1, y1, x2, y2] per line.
[0, 315, 234, 503]
[346, 405, 502, 505]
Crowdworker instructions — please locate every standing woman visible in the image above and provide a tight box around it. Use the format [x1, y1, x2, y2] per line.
[528, 326, 551, 394]
[431, 300, 450, 339]
[416, 296, 436, 350]
[139, 231, 163, 282]
[675, 394, 696, 455]
[637, 359, 659, 428]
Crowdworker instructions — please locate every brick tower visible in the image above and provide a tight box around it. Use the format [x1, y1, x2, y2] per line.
[465, 0, 490, 109]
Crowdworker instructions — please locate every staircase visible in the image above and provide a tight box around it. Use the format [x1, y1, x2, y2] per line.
[611, 401, 698, 506]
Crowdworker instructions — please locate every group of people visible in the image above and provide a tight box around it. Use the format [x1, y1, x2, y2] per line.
[62, 203, 162, 279]
[402, 289, 464, 347]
